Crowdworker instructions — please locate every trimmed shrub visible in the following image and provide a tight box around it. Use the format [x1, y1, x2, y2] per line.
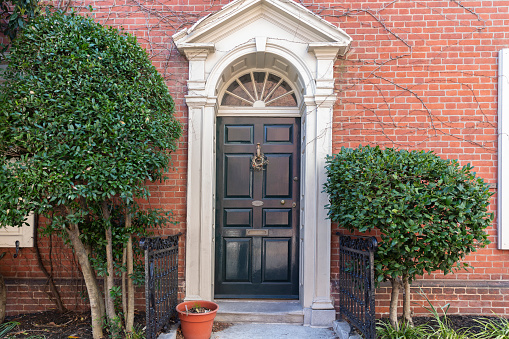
[325, 145, 493, 325]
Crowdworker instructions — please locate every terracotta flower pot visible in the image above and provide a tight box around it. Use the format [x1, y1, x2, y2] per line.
[176, 300, 219, 339]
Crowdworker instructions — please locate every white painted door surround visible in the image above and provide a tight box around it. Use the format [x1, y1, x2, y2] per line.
[173, 0, 352, 326]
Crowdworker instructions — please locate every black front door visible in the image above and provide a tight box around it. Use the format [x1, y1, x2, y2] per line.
[215, 117, 300, 298]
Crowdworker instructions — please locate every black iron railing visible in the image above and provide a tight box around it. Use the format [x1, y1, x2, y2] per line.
[141, 233, 182, 339]
[336, 232, 377, 339]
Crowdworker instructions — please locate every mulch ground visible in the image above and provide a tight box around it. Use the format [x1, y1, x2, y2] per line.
[4, 310, 232, 339]
[4, 310, 146, 338]
[3, 310, 505, 338]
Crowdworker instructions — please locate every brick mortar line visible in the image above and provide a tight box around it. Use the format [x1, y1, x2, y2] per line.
[8, 278, 509, 288]
[4, 278, 85, 285]
[377, 279, 509, 288]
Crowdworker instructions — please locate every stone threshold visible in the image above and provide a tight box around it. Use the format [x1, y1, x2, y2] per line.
[214, 300, 304, 324]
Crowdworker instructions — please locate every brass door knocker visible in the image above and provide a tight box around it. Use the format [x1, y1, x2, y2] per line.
[252, 143, 269, 171]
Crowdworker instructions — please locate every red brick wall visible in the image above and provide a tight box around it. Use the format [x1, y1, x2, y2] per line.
[1, 0, 509, 319]
[2, 236, 89, 314]
[2, 234, 155, 315]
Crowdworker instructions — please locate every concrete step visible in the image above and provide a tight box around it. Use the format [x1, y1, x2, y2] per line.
[214, 300, 304, 324]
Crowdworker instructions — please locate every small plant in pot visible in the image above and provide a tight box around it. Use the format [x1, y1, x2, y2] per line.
[176, 300, 218, 339]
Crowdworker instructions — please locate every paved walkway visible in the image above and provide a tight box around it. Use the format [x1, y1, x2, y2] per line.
[210, 323, 337, 339]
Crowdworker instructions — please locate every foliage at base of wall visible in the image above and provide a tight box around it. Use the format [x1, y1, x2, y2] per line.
[325, 145, 494, 326]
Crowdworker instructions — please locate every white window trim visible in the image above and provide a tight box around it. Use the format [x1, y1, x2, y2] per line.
[498, 48, 509, 249]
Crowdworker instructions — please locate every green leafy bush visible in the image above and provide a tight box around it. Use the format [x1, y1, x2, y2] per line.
[325, 145, 493, 325]
[0, 10, 181, 205]
[0, 10, 181, 338]
[0, 0, 40, 53]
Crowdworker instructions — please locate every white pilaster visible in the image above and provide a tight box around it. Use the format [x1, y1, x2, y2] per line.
[301, 96, 317, 310]
[304, 44, 342, 326]
[199, 99, 217, 300]
[185, 100, 205, 300]
[183, 46, 216, 301]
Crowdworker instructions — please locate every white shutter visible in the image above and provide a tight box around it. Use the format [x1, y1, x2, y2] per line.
[0, 213, 35, 247]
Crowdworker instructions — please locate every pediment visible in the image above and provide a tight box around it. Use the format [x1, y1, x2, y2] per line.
[173, 0, 352, 56]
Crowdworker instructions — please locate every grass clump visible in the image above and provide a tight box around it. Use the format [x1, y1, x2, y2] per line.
[473, 316, 509, 339]
[420, 293, 473, 339]
[125, 324, 146, 339]
[377, 320, 430, 338]
[0, 322, 18, 338]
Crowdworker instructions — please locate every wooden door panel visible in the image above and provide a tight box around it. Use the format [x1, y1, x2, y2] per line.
[215, 117, 299, 298]
[263, 238, 291, 282]
[225, 125, 254, 144]
[263, 154, 292, 198]
[224, 154, 253, 198]
[263, 209, 291, 227]
[224, 238, 251, 282]
[265, 124, 293, 143]
[224, 209, 252, 228]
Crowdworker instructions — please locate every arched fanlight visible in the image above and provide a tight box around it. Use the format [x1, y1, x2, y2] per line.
[221, 71, 297, 107]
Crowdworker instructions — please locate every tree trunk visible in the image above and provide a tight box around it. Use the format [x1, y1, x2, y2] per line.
[0, 274, 6, 324]
[402, 274, 413, 326]
[101, 201, 118, 334]
[82, 242, 106, 316]
[389, 276, 401, 329]
[122, 247, 127, 325]
[66, 223, 104, 339]
[126, 211, 134, 332]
